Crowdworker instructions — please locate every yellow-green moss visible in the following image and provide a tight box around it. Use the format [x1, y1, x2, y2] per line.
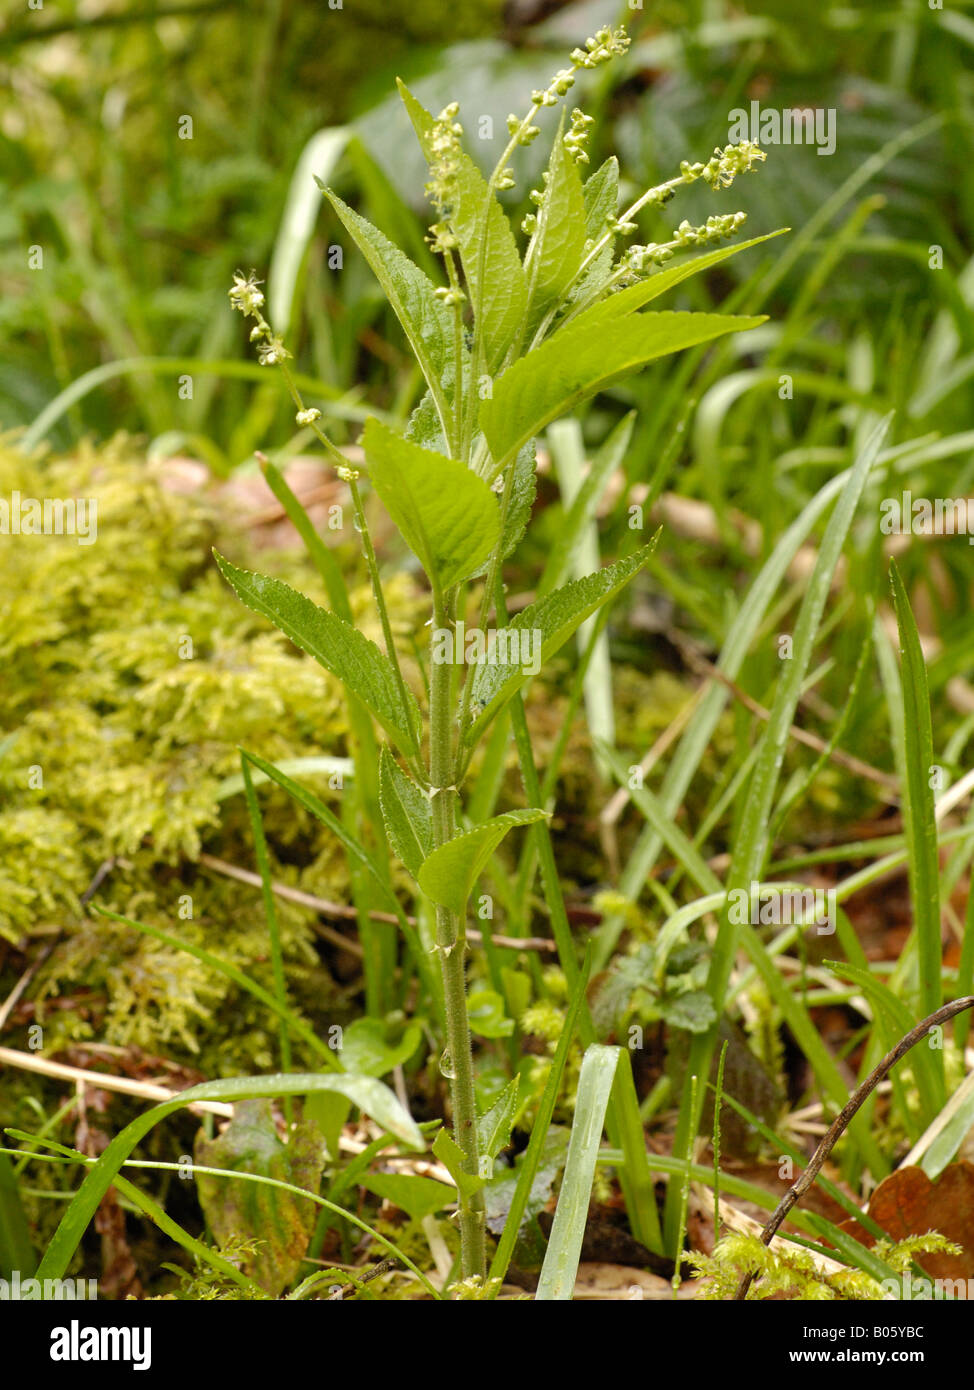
[0, 437, 417, 1073]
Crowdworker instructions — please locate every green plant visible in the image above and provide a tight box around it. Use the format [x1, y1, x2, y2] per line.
[212, 22, 774, 1283]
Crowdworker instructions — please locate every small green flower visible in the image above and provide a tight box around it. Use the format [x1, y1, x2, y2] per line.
[424, 103, 465, 219]
[256, 335, 290, 367]
[434, 286, 466, 307]
[228, 270, 265, 316]
[564, 107, 595, 164]
[570, 24, 631, 69]
[682, 140, 767, 192]
[426, 220, 458, 255]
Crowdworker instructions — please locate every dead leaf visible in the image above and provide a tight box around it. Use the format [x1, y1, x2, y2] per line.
[839, 1161, 974, 1288]
[194, 1099, 326, 1296]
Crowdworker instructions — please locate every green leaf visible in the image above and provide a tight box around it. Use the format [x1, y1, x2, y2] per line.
[477, 1076, 520, 1168]
[660, 989, 717, 1033]
[467, 988, 515, 1039]
[432, 1129, 485, 1200]
[359, 1172, 453, 1221]
[470, 441, 537, 578]
[569, 156, 619, 305]
[890, 560, 944, 1026]
[35, 1074, 426, 1288]
[480, 311, 766, 473]
[465, 543, 658, 744]
[216, 754, 354, 802]
[533, 1046, 661, 1296]
[538, 411, 635, 598]
[485, 1126, 569, 1240]
[499, 442, 537, 561]
[488, 947, 592, 1284]
[0, 1151, 35, 1278]
[828, 959, 944, 1134]
[524, 119, 587, 329]
[664, 414, 892, 1249]
[567, 230, 788, 334]
[270, 127, 352, 332]
[362, 418, 501, 591]
[378, 747, 432, 880]
[418, 809, 548, 914]
[322, 188, 457, 432]
[398, 80, 526, 371]
[583, 157, 619, 240]
[501, 967, 532, 1027]
[195, 1099, 326, 1297]
[535, 1046, 641, 1298]
[337, 1017, 422, 1078]
[405, 387, 453, 455]
[214, 552, 421, 755]
[303, 1091, 351, 1163]
[922, 1071, 974, 1178]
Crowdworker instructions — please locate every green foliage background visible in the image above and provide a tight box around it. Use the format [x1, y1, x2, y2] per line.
[3, 0, 974, 1297]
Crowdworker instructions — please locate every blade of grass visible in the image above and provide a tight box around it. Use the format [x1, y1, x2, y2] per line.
[488, 945, 591, 1290]
[34, 1072, 424, 1284]
[241, 754, 292, 1083]
[546, 419, 617, 773]
[12, 1140, 436, 1298]
[662, 413, 891, 1252]
[596, 745, 885, 1175]
[20, 357, 375, 455]
[957, 875, 974, 1055]
[0, 1151, 35, 1278]
[828, 960, 942, 1136]
[535, 1044, 624, 1300]
[890, 561, 946, 1048]
[594, 449, 885, 971]
[268, 127, 352, 335]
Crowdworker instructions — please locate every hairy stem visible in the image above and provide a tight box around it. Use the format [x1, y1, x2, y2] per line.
[430, 589, 486, 1280]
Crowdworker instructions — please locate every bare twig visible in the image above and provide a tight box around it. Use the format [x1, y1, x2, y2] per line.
[734, 995, 974, 1299]
[0, 1046, 234, 1117]
[198, 853, 557, 952]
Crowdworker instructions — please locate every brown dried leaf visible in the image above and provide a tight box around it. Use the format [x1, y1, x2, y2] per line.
[840, 1161, 974, 1284]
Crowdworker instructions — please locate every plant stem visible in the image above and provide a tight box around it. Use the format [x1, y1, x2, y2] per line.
[430, 589, 486, 1280]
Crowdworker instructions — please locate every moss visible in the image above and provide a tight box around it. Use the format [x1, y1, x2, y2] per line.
[0, 437, 415, 1075]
